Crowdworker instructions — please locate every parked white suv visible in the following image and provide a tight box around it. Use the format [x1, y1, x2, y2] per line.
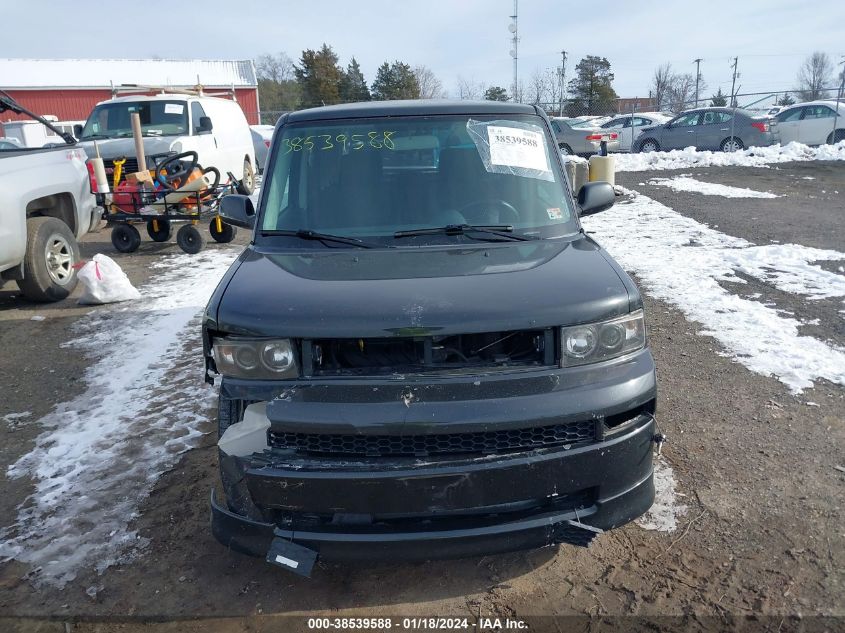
[76, 93, 257, 193]
[773, 100, 845, 146]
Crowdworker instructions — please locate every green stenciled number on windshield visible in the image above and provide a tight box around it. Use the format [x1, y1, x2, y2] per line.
[282, 131, 397, 154]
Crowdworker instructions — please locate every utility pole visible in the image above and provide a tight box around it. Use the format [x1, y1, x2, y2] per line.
[729, 57, 739, 150]
[509, 1, 519, 102]
[559, 50, 567, 116]
[693, 58, 702, 107]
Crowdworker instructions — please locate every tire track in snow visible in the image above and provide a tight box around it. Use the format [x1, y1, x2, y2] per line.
[0, 248, 238, 587]
[583, 188, 845, 393]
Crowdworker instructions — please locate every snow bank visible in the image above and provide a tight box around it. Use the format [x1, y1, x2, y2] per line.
[0, 248, 238, 588]
[583, 189, 845, 393]
[615, 140, 845, 172]
[637, 456, 687, 532]
[646, 175, 779, 198]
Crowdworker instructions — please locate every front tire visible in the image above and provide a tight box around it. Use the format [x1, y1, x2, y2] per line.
[558, 143, 573, 156]
[146, 218, 172, 242]
[720, 137, 744, 152]
[16, 217, 80, 302]
[176, 224, 205, 254]
[111, 224, 142, 253]
[638, 138, 659, 153]
[236, 158, 255, 195]
[209, 218, 237, 243]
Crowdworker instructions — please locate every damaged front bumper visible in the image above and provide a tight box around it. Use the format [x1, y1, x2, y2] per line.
[211, 351, 657, 569]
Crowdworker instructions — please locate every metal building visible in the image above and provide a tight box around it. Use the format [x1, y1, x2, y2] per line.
[0, 58, 260, 126]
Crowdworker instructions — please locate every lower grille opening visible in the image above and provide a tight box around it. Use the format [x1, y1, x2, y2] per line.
[266, 488, 597, 532]
[268, 418, 598, 458]
[603, 400, 655, 436]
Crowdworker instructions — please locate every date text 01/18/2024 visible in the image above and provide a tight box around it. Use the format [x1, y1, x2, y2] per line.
[306, 617, 529, 630]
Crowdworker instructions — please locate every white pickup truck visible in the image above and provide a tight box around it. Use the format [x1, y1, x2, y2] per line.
[0, 93, 97, 302]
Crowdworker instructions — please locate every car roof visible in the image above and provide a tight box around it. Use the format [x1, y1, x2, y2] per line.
[780, 100, 842, 109]
[286, 99, 538, 123]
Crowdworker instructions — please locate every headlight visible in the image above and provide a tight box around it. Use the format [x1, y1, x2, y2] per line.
[212, 338, 298, 379]
[561, 311, 646, 367]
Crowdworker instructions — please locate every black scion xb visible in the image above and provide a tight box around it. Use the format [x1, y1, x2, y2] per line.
[203, 100, 658, 575]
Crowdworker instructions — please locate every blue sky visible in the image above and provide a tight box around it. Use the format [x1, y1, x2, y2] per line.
[4, 0, 844, 101]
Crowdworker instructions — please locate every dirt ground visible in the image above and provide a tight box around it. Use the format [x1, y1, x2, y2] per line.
[0, 161, 842, 632]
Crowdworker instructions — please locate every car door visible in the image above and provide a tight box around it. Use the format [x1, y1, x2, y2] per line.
[189, 100, 218, 168]
[698, 111, 734, 150]
[601, 117, 628, 151]
[799, 104, 837, 145]
[775, 106, 803, 145]
[661, 112, 701, 150]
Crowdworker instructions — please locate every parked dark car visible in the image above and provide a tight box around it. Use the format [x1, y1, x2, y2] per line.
[633, 107, 773, 153]
[204, 100, 658, 575]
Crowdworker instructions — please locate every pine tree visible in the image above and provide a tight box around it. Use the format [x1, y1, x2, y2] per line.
[371, 61, 421, 101]
[566, 56, 618, 115]
[709, 88, 727, 107]
[341, 58, 371, 103]
[294, 44, 343, 107]
[484, 86, 509, 102]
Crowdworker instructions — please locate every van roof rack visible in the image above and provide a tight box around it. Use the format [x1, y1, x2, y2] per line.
[109, 79, 238, 102]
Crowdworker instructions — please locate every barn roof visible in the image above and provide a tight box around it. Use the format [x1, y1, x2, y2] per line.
[0, 59, 257, 89]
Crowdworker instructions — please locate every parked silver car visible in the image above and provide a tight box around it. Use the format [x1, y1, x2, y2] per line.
[600, 112, 670, 152]
[250, 124, 275, 173]
[550, 118, 620, 156]
[632, 107, 773, 153]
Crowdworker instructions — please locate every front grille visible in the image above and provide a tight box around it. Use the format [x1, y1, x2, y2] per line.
[268, 419, 597, 457]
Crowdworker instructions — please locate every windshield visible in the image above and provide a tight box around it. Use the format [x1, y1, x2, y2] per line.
[260, 114, 576, 245]
[80, 100, 189, 139]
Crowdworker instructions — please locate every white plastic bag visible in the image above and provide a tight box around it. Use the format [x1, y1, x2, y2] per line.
[77, 254, 141, 305]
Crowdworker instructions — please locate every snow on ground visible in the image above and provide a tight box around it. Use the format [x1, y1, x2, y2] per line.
[0, 248, 238, 588]
[646, 175, 779, 198]
[614, 140, 845, 172]
[637, 456, 687, 532]
[582, 188, 845, 393]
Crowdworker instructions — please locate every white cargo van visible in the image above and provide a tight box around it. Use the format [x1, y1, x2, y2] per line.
[76, 93, 256, 194]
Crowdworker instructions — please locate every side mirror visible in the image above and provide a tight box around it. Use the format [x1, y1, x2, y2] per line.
[198, 116, 213, 133]
[73, 124, 83, 138]
[577, 182, 615, 216]
[220, 194, 256, 228]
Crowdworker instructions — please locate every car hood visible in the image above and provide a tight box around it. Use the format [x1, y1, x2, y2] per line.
[212, 235, 633, 338]
[77, 136, 177, 161]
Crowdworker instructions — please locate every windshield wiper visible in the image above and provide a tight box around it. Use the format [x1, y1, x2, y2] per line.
[394, 224, 533, 241]
[260, 229, 385, 249]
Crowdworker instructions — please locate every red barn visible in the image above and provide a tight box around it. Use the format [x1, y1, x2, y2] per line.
[0, 58, 260, 128]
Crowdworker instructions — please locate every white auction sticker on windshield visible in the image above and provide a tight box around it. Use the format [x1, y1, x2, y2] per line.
[487, 126, 550, 172]
[164, 103, 185, 115]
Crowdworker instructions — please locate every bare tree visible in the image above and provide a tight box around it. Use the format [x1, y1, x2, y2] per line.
[456, 76, 485, 100]
[668, 73, 696, 112]
[414, 65, 444, 99]
[651, 63, 674, 110]
[525, 68, 550, 106]
[796, 52, 833, 101]
[256, 52, 295, 83]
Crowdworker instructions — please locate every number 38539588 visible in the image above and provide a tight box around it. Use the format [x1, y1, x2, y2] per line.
[282, 131, 397, 154]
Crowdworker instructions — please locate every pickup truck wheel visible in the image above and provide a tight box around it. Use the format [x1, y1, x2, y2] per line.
[209, 218, 237, 243]
[176, 224, 205, 254]
[146, 218, 172, 242]
[111, 224, 142, 253]
[16, 217, 80, 302]
[236, 159, 255, 195]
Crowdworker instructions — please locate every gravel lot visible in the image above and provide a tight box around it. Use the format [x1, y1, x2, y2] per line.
[0, 160, 842, 632]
